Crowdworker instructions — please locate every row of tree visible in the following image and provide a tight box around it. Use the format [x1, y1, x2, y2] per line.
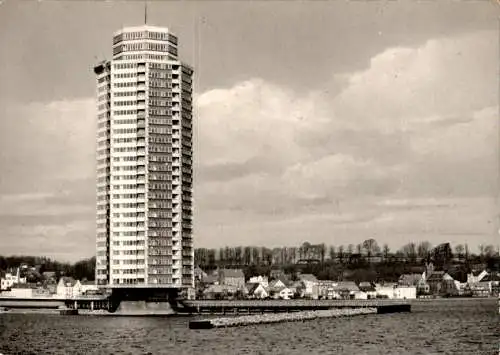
[194, 239, 499, 268]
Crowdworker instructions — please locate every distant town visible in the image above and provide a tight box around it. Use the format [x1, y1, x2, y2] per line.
[1, 240, 499, 302]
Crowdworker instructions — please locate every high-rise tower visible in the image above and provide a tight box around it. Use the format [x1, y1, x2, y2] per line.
[94, 25, 194, 293]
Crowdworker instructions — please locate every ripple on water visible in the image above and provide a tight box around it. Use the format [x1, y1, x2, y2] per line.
[0, 299, 497, 355]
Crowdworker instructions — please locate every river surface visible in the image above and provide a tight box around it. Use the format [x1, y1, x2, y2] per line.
[0, 298, 497, 354]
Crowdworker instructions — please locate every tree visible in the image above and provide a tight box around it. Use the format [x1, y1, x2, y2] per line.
[362, 238, 380, 259]
[235, 246, 243, 265]
[288, 247, 297, 264]
[243, 247, 252, 265]
[454, 244, 465, 259]
[225, 246, 232, 265]
[430, 243, 453, 270]
[382, 244, 390, 260]
[464, 243, 470, 261]
[417, 241, 432, 259]
[479, 244, 485, 257]
[251, 247, 260, 265]
[337, 246, 344, 263]
[318, 243, 326, 263]
[401, 242, 417, 262]
[484, 244, 496, 258]
[261, 247, 273, 265]
[207, 249, 216, 267]
[300, 242, 311, 260]
[347, 244, 354, 255]
[218, 248, 225, 265]
[328, 246, 336, 261]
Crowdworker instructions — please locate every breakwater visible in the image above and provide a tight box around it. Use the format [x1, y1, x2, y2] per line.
[189, 308, 377, 329]
[180, 299, 411, 315]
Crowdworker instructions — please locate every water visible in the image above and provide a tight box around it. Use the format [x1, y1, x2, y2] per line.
[0, 299, 497, 355]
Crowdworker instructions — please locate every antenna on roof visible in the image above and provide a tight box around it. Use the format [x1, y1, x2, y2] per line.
[144, 0, 148, 25]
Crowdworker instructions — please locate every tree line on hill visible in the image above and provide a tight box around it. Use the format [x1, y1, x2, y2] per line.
[0, 256, 95, 283]
[194, 239, 498, 268]
[195, 240, 500, 283]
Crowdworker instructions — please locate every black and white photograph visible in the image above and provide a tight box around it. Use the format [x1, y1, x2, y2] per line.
[0, 0, 498, 354]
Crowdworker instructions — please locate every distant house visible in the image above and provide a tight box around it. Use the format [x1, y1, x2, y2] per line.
[56, 277, 82, 298]
[202, 274, 218, 285]
[398, 274, 423, 287]
[317, 280, 337, 300]
[393, 286, 417, 299]
[202, 285, 238, 300]
[1, 269, 27, 291]
[426, 272, 458, 296]
[80, 280, 99, 295]
[194, 266, 207, 282]
[289, 280, 305, 297]
[248, 275, 269, 287]
[481, 272, 500, 295]
[271, 286, 294, 300]
[219, 269, 245, 288]
[469, 283, 490, 298]
[375, 284, 396, 299]
[247, 283, 269, 299]
[467, 270, 488, 284]
[333, 281, 360, 300]
[2, 283, 38, 298]
[298, 274, 319, 299]
[358, 281, 375, 292]
[358, 282, 377, 299]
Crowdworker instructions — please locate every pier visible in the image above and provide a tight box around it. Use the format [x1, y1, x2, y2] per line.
[179, 299, 411, 315]
[0, 295, 110, 311]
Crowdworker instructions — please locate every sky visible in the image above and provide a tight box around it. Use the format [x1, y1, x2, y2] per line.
[0, 1, 498, 262]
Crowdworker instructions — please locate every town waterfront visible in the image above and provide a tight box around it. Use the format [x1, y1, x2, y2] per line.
[0, 298, 496, 354]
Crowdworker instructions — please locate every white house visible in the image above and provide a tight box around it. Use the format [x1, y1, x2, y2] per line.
[376, 284, 396, 299]
[467, 270, 488, 284]
[249, 276, 269, 287]
[248, 283, 269, 299]
[331, 282, 360, 300]
[393, 286, 417, 299]
[56, 277, 82, 298]
[353, 291, 368, 300]
[275, 287, 294, 300]
[1, 269, 27, 291]
[1, 284, 35, 298]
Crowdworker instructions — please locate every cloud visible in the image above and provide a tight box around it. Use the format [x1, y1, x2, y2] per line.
[195, 30, 498, 248]
[0, 99, 96, 261]
[0, 98, 96, 193]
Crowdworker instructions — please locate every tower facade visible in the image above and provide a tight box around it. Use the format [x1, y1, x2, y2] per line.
[94, 26, 194, 290]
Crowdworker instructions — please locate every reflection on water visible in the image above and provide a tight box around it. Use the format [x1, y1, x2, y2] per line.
[0, 299, 497, 355]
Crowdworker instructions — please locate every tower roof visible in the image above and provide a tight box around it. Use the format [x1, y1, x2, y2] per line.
[113, 25, 172, 36]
